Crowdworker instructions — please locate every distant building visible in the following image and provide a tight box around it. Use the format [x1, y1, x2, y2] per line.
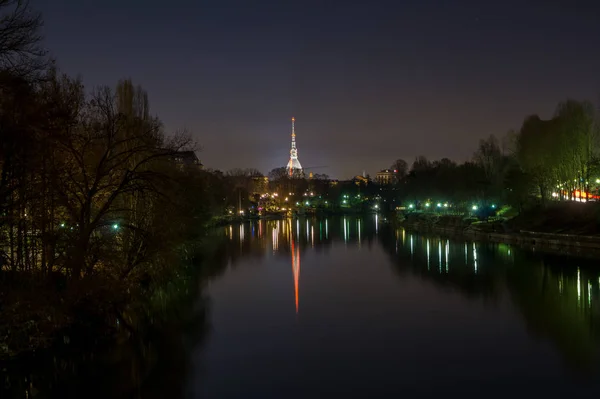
[173, 151, 203, 170]
[375, 169, 395, 185]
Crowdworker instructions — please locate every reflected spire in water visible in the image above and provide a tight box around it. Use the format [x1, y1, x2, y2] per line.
[289, 223, 301, 314]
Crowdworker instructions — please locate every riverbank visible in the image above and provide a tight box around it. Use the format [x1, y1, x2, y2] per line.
[397, 203, 600, 256]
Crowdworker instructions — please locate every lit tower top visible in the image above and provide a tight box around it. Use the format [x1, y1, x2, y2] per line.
[286, 117, 303, 176]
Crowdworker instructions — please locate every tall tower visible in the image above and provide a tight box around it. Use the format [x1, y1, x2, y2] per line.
[286, 117, 303, 177]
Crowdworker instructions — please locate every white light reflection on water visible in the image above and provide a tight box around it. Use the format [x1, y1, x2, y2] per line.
[426, 238, 430, 270]
[239, 224, 245, 249]
[343, 217, 348, 242]
[272, 224, 278, 252]
[306, 219, 310, 241]
[473, 243, 478, 273]
[577, 268, 581, 305]
[438, 241, 442, 272]
[445, 240, 449, 272]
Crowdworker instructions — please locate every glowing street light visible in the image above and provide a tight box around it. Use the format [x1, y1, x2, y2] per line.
[112, 223, 119, 230]
[343, 200, 347, 204]
[305, 201, 310, 206]
[472, 205, 478, 211]
[374, 204, 379, 209]
[491, 204, 496, 209]
[437, 203, 442, 208]
[425, 202, 431, 207]
[408, 204, 414, 209]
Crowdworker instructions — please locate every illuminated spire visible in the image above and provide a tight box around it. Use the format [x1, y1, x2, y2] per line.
[291, 117, 295, 137]
[286, 117, 303, 177]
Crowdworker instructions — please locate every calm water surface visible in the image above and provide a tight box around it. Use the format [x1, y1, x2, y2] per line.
[5, 216, 600, 398]
[191, 216, 600, 398]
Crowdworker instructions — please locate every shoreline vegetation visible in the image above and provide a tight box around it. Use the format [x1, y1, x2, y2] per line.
[397, 202, 600, 256]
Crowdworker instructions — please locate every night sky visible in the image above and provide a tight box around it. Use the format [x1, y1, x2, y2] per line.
[36, 0, 600, 179]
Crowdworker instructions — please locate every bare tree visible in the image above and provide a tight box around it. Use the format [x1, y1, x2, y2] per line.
[390, 159, 408, 180]
[0, 0, 48, 78]
[48, 83, 193, 279]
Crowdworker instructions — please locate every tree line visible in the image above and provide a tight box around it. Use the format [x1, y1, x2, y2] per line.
[0, 2, 231, 358]
[388, 99, 600, 212]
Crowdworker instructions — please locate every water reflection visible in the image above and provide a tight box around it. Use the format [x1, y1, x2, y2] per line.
[219, 216, 600, 377]
[8, 216, 600, 398]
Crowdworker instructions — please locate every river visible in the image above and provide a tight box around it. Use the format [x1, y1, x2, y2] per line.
[4, 215, 600, 398]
